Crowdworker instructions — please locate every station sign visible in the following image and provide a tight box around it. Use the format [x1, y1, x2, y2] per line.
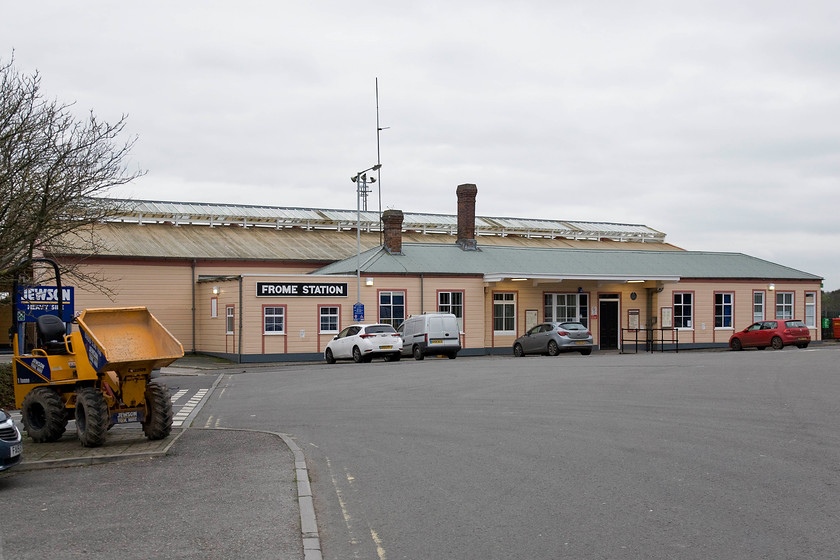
[256, 282, 348, 297]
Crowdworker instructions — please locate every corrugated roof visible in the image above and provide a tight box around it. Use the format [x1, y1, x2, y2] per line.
[107, 199, 666, 243]
[314, 244, 823, 281]
[54, 223, 682, 261]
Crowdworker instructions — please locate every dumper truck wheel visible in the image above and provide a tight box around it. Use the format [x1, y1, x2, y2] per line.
[75, 388, 109, 447]
[21, 387, 68, 443]
[143, 382, 173, 440]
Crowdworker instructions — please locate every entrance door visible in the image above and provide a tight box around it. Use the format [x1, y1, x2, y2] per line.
[599, 296, 620, 350]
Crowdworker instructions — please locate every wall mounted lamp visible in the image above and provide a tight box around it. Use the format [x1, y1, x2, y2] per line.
[366, 277, 374, 286]
[212, 286, 220, 295]
[768, 283, 776, 291]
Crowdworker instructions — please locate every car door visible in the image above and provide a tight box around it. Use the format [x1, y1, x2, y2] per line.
[739, 322, 763, 348]
[522, 324, 546, 354]
[334, 326, 360, 358]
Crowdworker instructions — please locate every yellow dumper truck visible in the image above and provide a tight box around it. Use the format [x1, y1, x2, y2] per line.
[12, 261, 184, 447]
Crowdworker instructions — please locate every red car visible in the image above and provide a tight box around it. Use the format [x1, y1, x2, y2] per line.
[729, 319, 811, 351]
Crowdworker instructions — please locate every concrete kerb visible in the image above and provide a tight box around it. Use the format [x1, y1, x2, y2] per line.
[208, 427, 322, 560]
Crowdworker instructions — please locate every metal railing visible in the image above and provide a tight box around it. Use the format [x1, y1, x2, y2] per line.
[620, 328, 680, 353]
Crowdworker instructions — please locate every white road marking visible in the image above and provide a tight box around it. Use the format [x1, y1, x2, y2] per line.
[172, 389, 209, 427]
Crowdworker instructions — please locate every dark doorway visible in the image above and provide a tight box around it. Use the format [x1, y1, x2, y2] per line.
[599, 297, 619, 350]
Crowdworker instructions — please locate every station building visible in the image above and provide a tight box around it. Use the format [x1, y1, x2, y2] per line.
[45, 184, 822, 361]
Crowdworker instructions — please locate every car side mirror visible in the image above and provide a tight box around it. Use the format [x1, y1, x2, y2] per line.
[333, 335, 339, 340]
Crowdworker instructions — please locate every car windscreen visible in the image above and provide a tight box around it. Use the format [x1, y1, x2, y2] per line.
[558, 322, 586, 331]
[784, 320, 806, 328]
[365, 325, 396, 334]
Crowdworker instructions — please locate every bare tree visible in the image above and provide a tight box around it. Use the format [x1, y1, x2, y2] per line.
[0, 53, 144, 288]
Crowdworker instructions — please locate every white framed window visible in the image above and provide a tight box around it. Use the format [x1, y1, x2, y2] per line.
[319, 306, 340, 334]
[673, 292, 693, 329]
[438, 291, 464, 331]
[379, 291, 405, 328]
[714, 293, 734, 328]
[263, 306, 285, 334]
[544, 293, 588, 327]
[226, 306, 235, 334]
[211, 297, 218, 318]
[493, 292, 516, 334]
[776, 292, 794, 320]
[805, 292, 816, 328]
[753, 291, 765, 323]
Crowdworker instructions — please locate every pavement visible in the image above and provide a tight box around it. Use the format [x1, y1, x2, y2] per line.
[4, 354, 322, 560]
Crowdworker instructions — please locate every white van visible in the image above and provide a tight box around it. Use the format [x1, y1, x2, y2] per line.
[397, 313, 461, 360]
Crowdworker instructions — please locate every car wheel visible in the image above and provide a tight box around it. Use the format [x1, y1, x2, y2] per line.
[325, 348, 336, 364]
[797, 343, 809, 349]
[447, 352, 457, 359]
[771, 336, 784, 350]
[352, 346, 364, 363]
[730, 338, 743, 351]
[385, 352, 401, 362]
[413, 345, 425, 361]
[513, 344, 525, 357]
[579, 348, 592, 356]
[547, 340, 560, 356]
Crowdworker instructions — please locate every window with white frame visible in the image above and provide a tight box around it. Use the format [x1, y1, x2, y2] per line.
[715, 293, 734, 328]
[753, 291, 764, 323]
[493, 292, 516, 334]
[320, 306, 340, 333]
[805, 292, 816, 328]
[776, 292, 794, 320]
[544, 293, 588, 327]
[211, 297, 218, 318]
[263, 306, 285, 334]
[379, 291, 405, 328]
[226, 306, 235, 334]
[673, 293, 693, 329]
[438, 291, 464, 331]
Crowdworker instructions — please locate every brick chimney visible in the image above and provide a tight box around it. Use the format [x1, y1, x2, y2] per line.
[456, 183, 478, 251]
[382, 209, 404, 254]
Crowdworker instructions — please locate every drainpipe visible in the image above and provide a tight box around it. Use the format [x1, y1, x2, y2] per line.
[238, 275, 243, 364]
[191, 259, 196, 354]
[420, 273, 424, 313]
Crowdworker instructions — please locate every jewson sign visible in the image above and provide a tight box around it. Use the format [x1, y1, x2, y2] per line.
[15, 285, 74, 322]
[256, 282, 348, 297]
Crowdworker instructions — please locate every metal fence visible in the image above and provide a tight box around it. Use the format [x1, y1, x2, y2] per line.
[620, 328, 680, 353]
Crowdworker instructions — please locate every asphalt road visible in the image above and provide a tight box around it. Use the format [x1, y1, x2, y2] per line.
[198, 346, 840, 560]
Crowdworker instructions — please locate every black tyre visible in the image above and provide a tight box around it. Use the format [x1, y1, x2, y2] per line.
[580, 348, 592, 356]
[797, 342, 809, 349]
[447, 352, 457, 359]
[21, 387, 68, 443]
[75, 387, 109, 447]
[413, 345, 425, 361]
[143, 382, 173, 440]
[547, 340, 560, 356]
[730, 338, 743, 351]
[385, 352, 401, 362]
[513, 344, 525, 357]
[352, 346, 364, 363]
[771, 336, 784, 350]
[325, 348, 336, 364]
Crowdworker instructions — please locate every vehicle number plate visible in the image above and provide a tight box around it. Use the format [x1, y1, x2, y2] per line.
[574, 341, 587, 345]
[10, 443, 22, 458]
[430, 339, 443, 344]
[380, 345, 393, 350]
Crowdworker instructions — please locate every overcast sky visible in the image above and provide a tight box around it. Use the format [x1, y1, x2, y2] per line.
[6, 1, 840, 291]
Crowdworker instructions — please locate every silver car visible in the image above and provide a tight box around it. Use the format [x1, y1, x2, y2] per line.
[0, 409, 23, 472]
[513, 322, 593, 357]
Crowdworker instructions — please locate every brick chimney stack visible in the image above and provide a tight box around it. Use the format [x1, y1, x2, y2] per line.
[382, 209, 404, 255]
[456, 183, 478, 251]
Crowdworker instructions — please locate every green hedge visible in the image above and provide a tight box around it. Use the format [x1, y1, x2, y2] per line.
[0, 363, 14, 410]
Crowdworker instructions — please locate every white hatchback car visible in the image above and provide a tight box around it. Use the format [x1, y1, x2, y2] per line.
[325, 324, 403, 363]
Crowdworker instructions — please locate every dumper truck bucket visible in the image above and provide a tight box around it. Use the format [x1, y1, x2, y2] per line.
[76, 307, 184, 374]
